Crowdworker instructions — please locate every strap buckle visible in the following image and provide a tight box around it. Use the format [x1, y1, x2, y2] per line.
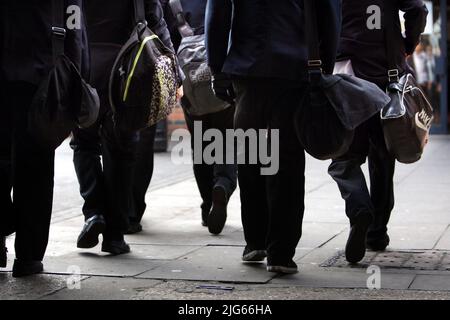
[51, 27, 66, 39]
[308, 59, 323, 68]
[388, 69, 399, 83]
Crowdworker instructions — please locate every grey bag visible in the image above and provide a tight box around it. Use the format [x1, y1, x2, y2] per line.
[169, 0, 230, 116]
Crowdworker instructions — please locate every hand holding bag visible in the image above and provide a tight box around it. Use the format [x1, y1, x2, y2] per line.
[28, 0, 100, 151]
[381, 0, 434, 164]
[295, 0, 391, 160]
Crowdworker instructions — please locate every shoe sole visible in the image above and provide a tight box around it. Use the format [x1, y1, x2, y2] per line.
[345, 215, 372, 264]
[267, 265, 298, 274]
[12, 262, 44, 278]
[77, 221, 106, 249]
[208, 187, 227, 235]
[242, 250, 267, 262]
[101, 246, 131, 255]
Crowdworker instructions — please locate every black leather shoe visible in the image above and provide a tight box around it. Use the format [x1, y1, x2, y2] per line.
[367, 233, 390, 252]
[242, 247, 267, 262]
[207, 186, 228, 235]
[346, 213, 373, 264]
[1, 237, 7, 268]
[124, 222, 143, 235]
[101, 239, 130, 255]
[267, 260, 298, 274]
[12, 260, 43, 278]
[77, 215, 106, 249]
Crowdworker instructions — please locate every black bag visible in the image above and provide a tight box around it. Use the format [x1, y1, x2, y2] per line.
[28, 0, 100, 150]
[169, 0, 230, 116]
[109, 0, 178, 133]
[381, 0, 434, 164]
[295, 0, 391, 160]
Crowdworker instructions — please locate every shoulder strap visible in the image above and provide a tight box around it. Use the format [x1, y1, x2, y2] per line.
[304, 0, 323, 79]
[169, 0, 194, 38]
[51, 0, 66, 62]
[384, 0, 401, 83]
[134, 0, 146, 25]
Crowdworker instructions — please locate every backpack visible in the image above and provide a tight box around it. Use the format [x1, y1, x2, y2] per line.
[169, 0, 230, 116]
[109, 0, 178, 133]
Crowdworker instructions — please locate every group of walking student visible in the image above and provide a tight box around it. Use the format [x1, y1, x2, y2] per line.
[0, 0, 428, 277]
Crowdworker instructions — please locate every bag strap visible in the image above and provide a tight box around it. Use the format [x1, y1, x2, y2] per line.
[304, 0, 323, 81]
[133, 0, 146, 25]
[384, 0, 401, 83]
[51, 0, 66, 62]
[169, 0, 194, 38]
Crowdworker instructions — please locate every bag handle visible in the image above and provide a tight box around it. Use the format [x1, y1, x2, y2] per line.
[51, 0, 66, 62]
[304, 0, 323, 81]
[384, 0, 402, 83]
[169, 0, 194, 38]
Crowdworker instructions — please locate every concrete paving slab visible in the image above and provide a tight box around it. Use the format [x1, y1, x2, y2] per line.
[118, 244, 202, 260]
[137, 246, 274, 283]
[41, 253, 164, 277]
[0, 272, 87, 300]
[435, 227, 450, 250]
[269, 269, 415, 290]
[410, 275, 450, 291]
[125, 223, 244, 246]
[41, 277, 162, 300]
[299, 222, 347, 249]
[387, 225, 448, 250]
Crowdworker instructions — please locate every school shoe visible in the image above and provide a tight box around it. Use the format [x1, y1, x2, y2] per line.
[267, 260, 298, 274]
[12, 260, 44, 278]
[242, 247, 267, 262]
[367, 233, 390, 252]
[124, 222, 143, 235]
[207, 186, 228, 235]
[1, 237, 7, 268]
[345, 213, 373, 264]
[101, 239, 130, 255]
[77, 215, 106, 249]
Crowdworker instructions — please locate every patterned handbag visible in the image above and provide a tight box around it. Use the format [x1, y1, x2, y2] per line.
[109, 0, 178, 133]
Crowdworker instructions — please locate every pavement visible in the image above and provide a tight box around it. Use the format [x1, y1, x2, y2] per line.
[1, 136, 450, 300]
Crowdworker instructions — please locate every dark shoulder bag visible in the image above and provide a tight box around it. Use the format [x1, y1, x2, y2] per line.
[295, 0, 391, 160]
[381, 0, 434, 164]
[109, 0, 178, 133]
[29, 0, 100, 150]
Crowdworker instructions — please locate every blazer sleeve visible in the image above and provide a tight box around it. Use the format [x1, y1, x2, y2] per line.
[205, 0, 232, 75]
[316, 0, 341, 74]
[65, 0, 90, 79]
[159, 0, 182, 52]
[145, 0, 175, 52]
[398, 0, 428, 55]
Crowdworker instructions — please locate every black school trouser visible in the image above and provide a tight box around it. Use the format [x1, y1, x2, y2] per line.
[129, 124, 156, 224]
[183, 98, 237, 213]
[0, 81, 54, 262]
[70, 86, 140, 241]
[232, 79, 306, 263]
[328, 114, 395, 242]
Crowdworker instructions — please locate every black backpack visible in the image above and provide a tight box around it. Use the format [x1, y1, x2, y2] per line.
[109, 0, 178, 133]
[28, 0, 100, 151]
[169, 0, 230, 116]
